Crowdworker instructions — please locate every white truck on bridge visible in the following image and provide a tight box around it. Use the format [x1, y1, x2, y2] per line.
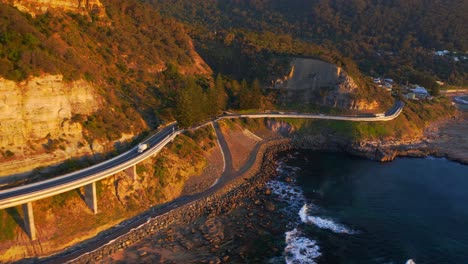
[137, 143, 148, 153]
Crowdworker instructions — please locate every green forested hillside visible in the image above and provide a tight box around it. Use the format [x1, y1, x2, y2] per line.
[150, 0, 467, 85]
[0, 1, 196, 82]
[0, 0, 462, 138]
[0, 0, 225, 137]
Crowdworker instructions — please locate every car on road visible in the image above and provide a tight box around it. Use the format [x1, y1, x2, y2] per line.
[137, 143, 149, 153]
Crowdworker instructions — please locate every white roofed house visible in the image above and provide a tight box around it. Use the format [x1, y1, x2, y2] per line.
[435, 50, 450, 56]
[412, 86, 428, 94]
[411, 86, 430, 99]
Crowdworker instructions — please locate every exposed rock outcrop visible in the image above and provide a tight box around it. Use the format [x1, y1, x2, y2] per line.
[2, 0, 105, 17]
[0, 74, 100, 177]
[266, 119, 295, 136]
[292, 134, 435, 162]
[282, 58, 379, 110]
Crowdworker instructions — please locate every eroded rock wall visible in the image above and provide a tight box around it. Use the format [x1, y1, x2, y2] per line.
[0, 75, 100, 175]
[283, 58, 378, 110]
[2, 0, 104, 16]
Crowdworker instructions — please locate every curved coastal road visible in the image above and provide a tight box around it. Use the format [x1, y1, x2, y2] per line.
[42, 121, 242, 263]
[6, 100, 405, 262]
[222, 100, 404, 121]
[0, 124, 178, 210]
[0, 101, 404, 210]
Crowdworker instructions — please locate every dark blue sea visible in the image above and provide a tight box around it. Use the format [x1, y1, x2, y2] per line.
[268, 151, 468, 264]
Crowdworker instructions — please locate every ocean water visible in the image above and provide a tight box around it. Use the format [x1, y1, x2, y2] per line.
[269, 151, 468, 264]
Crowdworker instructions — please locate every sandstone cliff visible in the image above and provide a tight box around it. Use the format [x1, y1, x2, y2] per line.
[2, 0, 104, 16]
[282, 58, 379, 110]
[0, 74, 100, 177]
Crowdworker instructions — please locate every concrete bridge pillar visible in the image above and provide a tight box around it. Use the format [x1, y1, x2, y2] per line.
[22, 202, 36, 240]
[84, 182, 98, 214]
[124, 165, 137, 180]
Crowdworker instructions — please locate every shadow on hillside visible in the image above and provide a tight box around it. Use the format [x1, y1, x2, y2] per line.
[5, 207, 27, 237]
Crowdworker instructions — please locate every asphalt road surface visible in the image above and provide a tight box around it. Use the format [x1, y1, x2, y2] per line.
[0, 124, 177, 209]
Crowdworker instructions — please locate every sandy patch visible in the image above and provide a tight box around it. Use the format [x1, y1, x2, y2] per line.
[182, 142, 224, 195]
[220, 121, 262, 171]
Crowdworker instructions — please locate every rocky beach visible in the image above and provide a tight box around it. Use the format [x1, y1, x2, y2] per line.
[100, 149, 291, 263]
[75, 112, 467, 263]
[292, 110, 467, 165]
[37, 140, 292, 263]
[14, 104, 465, 264]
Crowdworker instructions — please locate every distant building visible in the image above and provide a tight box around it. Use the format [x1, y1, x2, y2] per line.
[408, 86, 432, 99]
[435, 50, 450, 56]
[411, 86, 429, 95]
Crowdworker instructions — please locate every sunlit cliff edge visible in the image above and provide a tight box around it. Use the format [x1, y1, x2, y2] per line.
[0, 75, 100, 177]
[1, 0, 105, 16]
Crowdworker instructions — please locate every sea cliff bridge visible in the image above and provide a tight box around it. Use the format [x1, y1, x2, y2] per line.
[0, 101, 404, 240]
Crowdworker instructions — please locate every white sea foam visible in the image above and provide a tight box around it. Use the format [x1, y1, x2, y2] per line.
[266, 180, 305, 208]
[299, 204, 357, 234]
[284, 228, 321, 264]
[269, 156, 355, 264]
[276, 165, 301, 175]
[425, 156, 446, 161]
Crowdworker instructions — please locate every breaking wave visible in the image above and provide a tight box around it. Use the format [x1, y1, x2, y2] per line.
[299, 204, 357, 234]
[267, 153, 359, 263]
[265, 180, 305, 209]
[284, 228, 321, 264]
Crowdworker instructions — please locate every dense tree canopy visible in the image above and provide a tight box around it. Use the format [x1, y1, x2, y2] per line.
[150, 0, 467, 85]
[1, 0, 464, 135]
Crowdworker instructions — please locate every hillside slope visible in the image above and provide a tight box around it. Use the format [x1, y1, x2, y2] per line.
[151, 0, 467, 85]
[0, 0, 213, 177]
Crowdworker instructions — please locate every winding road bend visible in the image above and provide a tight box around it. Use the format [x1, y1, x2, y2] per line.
[41, 120, 258, 263]
[0, 124, 179, 210]
[0, 100, 404, 211]
[1, 100, 405, 262]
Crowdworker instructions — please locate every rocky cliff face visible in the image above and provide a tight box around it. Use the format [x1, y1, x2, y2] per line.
[0, 74, 100, 177]
[265, 119, 295, 136]
[2, 0, 104, 16]
[282, 58, 378, 110]
[291, 133, 434, 162]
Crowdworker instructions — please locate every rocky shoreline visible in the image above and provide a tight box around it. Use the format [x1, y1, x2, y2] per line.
[95, 136, 467, 263]
[351, 115, 467, 165]
[39, 140, 292, 263]
[293, 135, 450, 163]
[37, 116, 466, 263]
[101, 143, 294, 263]
[292, 114, 468, 165]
